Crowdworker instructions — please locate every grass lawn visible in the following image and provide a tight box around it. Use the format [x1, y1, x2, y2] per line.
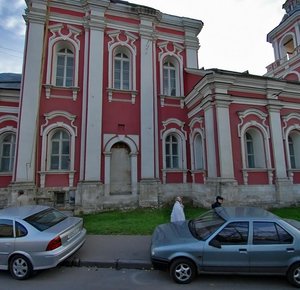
[81, 206, 300, 235]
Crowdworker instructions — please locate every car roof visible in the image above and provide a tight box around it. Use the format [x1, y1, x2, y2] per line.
[215, 206, 277, 220]
[0, 205, 50, 219]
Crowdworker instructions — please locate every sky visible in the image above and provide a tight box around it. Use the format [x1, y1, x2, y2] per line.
[0, 0, 285, 76]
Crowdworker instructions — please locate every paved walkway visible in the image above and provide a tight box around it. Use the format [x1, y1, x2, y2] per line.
[67, 235, 152, 270]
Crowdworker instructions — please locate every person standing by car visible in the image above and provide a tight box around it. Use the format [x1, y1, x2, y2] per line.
[211, 195, 224, 209]
[17, 190, 30, 206]
[170, 196, 185, 222]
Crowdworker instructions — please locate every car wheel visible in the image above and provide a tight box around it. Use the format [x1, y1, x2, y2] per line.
[9, 254, 33, 280]
[287, 262, 300, 288]
[170, 258, 196, 284]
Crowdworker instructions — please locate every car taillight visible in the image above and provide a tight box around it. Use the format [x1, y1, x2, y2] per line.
[46, 236, 62, 251]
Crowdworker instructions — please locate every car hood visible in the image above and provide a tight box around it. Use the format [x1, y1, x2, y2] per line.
[152, 221, 196, 247]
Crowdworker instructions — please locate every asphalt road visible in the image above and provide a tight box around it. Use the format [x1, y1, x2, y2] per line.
[0, 266, 293, 290]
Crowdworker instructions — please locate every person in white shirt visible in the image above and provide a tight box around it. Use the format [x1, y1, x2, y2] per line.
[170, 196, 185, 222]
[16, 190, 30, 206]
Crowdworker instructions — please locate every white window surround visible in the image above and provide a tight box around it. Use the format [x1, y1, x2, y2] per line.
[239, 122, 272, 185]
[103, 134, 139, 196]
[190, 129, 206, 171]
[282, 113, 300, 180]
[158, 42, 184, 97]
[39, 111, 77, 188]
[45, 24, 81, 100]
[284, 124, 300, 181]
[161, 124, 187, 184]
[107, 30, 137, 103]
[0, 128, 16, 174]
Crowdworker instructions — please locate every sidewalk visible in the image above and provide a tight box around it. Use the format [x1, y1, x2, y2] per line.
[67, 235, 152, 270]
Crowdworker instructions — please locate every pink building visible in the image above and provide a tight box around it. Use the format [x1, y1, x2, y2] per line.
[1, 0, 300, 212]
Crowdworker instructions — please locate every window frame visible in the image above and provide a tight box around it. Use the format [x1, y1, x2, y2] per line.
[55, 48, 74, 87]
[165, 134, 180, 169]
[163, 61, 176, 96]
[244, 128, 266, 169]
[0, 132, 16, 173]
[48, 129, 71, 171]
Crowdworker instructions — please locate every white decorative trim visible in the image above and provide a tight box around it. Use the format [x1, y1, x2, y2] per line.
[189, 117, 206, 172]
[161, 118, 186, 140]
[40, 111, 77, 136]
[46, 24, 81, 88]
[0, 126, 17, 135]
[282, 112, 300, 139]
[0, 115, 18, 124]
[107, 30, 138, 91]
[39, 111, 77, 188]
[158, 41, 184, 97]
[107, 88, 138, 104]
[161, 127, 187, 183]
[238, 109, 269, 137]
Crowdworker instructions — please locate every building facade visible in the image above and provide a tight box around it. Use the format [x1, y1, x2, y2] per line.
[0, 0, 300, 212]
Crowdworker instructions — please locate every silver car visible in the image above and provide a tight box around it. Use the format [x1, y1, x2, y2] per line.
[0, 205, 86, 280]
[151, 206, 300, 287]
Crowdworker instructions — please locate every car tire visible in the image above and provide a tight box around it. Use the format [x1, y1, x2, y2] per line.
[9, 254, 33, 280]
[287, 262, 300, 288]
[170, 258, 196, 284]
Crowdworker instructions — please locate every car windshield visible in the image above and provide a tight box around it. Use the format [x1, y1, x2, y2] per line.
[189, 209, 225, 240]
[24, 208, 67, 231]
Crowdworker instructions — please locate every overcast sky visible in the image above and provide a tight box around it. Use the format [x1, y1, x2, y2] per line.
[0, 0, 285, 75]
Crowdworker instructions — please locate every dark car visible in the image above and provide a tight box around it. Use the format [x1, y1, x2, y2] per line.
[0, 205, 86, 280]
[151, 206, 300, 287]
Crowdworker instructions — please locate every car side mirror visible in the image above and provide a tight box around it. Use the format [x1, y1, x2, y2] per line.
[209, 239, 221, 249]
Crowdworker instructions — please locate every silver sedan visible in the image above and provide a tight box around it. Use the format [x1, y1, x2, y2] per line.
[151, 206, 300, 287]
[0, 205, 86, 280]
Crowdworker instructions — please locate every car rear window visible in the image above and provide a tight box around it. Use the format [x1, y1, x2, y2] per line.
[189, 210, 225, 240]
[24, 208, 67, 231]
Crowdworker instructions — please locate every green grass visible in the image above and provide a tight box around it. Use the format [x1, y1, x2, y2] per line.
[81, 206, 300, 235]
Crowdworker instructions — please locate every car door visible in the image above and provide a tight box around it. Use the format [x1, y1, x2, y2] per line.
[0, 219, 15, 267]
[202, 221, 250, 272]
[249, 221, 294, 274]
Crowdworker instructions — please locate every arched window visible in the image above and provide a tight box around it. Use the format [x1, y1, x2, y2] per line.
[281, 34, 296, 60]
[165, 134, 179, 169]
[114, 51, 130, 90]
[194, 134, 204, 170]
[245, 132, 255, 168]
[49, 129, 70, 170]
[163, 61, 176, 96]
[0, 133, 15, 172]
[288, 131, 300, 169]
[55, 48, 74, 87]
[244, 129, 266, 168]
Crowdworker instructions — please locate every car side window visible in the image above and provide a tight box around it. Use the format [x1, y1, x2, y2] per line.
[15, 221, 28, 238]
[253, 222, 293, 244]
[214, 222, 249, 245]
[0, 219, 13, 238]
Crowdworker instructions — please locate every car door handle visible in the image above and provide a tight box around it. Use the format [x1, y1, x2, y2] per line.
[239, 248, 248, 254]
[286, 248, 295, 253]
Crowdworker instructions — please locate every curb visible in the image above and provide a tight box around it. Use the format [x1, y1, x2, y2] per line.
[65, 257, 152, 270]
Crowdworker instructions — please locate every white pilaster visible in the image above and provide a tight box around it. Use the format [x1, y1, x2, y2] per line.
[15, 1, 47, 182]
[84, 5, 107, 181]
[140, 19, 155, 179]
[203, 102, 217, 178]
[268, 104, 287, 179]
[215, 98, 235, 179]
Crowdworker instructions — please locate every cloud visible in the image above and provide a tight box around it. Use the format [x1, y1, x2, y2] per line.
[0, 0, 26, 36]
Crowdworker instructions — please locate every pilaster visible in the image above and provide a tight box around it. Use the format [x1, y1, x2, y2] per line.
[267, 103, 288, 179]
[15, 0, 47, 183]
[83, 3, 108, 181]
